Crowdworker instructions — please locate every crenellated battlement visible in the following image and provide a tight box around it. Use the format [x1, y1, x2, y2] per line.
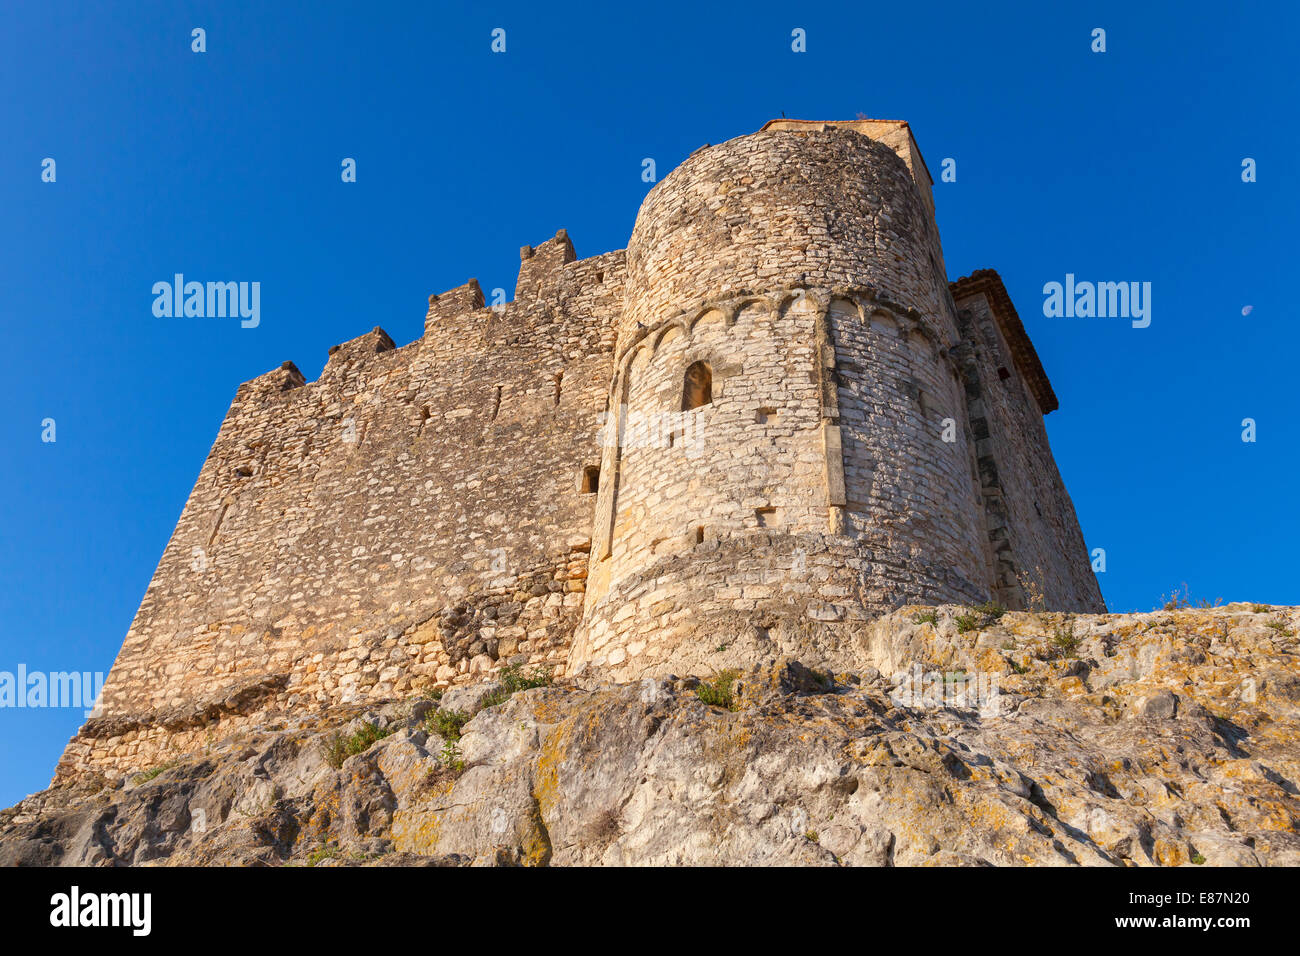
[516, 228, 576, 300]
[57, 122, 1102, 782]
[234, 232, 623, 413]
[425, 278, 485, 331]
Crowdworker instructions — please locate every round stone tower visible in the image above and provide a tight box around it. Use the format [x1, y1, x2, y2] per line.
[568, 121, 992, 679]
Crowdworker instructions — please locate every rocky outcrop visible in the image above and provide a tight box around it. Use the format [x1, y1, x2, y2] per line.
[4, 605, 1298, 866]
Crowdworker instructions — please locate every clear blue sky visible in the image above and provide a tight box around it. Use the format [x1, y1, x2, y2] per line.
[1, 1, 1296, 805]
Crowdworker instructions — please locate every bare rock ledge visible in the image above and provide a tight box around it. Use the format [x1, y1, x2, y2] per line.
[4, 604, 1298, 866]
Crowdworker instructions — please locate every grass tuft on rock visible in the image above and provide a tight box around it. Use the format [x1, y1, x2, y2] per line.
[425, 709, 469, 742]
[130, 759, 180, 785]
[323, 721, 392, 769]
[696, 669, 741, 710]
[479, 663, 554, 710]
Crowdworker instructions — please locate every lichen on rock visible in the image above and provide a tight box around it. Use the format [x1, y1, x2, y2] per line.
[5, 605, 1297, 867]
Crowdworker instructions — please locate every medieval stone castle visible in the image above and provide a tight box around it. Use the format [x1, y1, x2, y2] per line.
[56, 119, 1104, 780]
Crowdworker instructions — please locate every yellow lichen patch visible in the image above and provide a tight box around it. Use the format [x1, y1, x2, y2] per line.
[390, 806, 443, 855]
[520, 798, 553, 866]
[1153, 837, 1190, 867]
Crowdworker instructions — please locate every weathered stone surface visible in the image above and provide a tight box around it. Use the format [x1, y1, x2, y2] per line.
[437, 682, 503, 717]
[54, 118, 1101, 781]
[8, 606, 1297, 867]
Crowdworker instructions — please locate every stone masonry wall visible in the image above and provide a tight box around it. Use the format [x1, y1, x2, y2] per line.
[951, 281, 1105, 612]
[56, 233, 625, 779]
[570, 128, 995, 679]
[56, 120, 1102, 780]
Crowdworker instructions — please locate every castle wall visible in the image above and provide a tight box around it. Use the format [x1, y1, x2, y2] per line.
[56, 120, 1103, 781]
[57, 236, 626, 779]
[952, 284, 1105, 612]
[825, 297, 988, 601]
[620, 129, 952, 344]
[570, 128, 993, 679]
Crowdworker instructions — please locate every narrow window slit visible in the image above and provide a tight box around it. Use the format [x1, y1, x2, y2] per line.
[207, 502, 230, 548]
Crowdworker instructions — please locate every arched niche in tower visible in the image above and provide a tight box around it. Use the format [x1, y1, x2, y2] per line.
[681, 360, 713, 411]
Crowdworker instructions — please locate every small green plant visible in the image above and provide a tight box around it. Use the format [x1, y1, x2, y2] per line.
[1191, 852, 1206, 865]
[479, 663, 554, 710]
[696, 669, 741, 710]
[130, 759, 179, 785]
[805, 831, 819, 843]
[1050, 623, 1081, 659]
[1251, 604, 1271, 614]
[1008, 658, 1030, 675]
[954, 601, 1006, 634]
[323, 735, 348, 769]
[809, 668, 833, 690]
[323, 721, 393, 769]
[912, 610, 939, 626]
[425, 709, 469, 742]
[438, 739, 465, 774]
[307, 843, 342, 866]
[500, 663, 553, 693]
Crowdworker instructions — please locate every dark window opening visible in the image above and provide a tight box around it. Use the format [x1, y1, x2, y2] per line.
[997, 366, 1011, 381]
[756, 407, 778, 424]
[682, 361, 713, 411]
[580, 465, 600, 494]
